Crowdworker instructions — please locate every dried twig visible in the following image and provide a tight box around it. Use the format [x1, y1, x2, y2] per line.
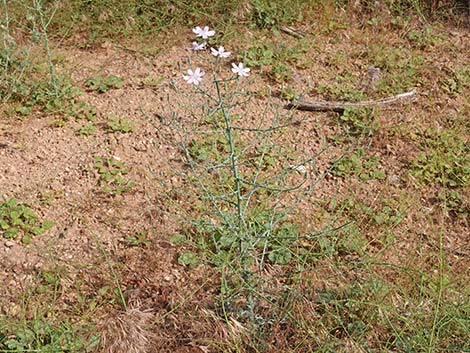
[280, 26, 306, 38]
[286, 89, 417, 112]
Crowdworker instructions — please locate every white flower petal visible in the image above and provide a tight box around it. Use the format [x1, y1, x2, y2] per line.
[191, 41, 206, 51]
[231, 63, 250, 77]
[183, 67, 204, 85]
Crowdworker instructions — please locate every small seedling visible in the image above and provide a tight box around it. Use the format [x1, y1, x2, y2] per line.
[106, 115, 135, 133]
[410, 129, 470, 187]
[332, 148, 386, 180]
[141, 75, 165, 88]
[337, 107, 378, 137]
[93, 157, 136, 195]
[125, 231, 150, 247]
[85, 75, 123, 93]
[68, 101, 98, 122]
[0, 198, 53, 242]
[177, 251, 200, 267]
[76, 123, 97, 137]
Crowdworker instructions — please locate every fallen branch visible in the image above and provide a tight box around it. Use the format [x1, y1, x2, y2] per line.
[280, 26, 306, 38]
[286, 89, 417, 112]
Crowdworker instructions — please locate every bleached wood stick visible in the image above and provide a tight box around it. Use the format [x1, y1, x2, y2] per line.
[287, 89, 417, 112]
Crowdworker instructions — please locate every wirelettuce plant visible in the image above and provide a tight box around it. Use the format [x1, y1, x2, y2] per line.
[146, 25, 332, 322]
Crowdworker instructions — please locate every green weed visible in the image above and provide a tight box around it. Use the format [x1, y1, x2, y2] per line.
[371, 47, 427, 94]
[406, 27, 446, 49]
[93, 157, 136, 196]
[441, 67, 470, 97]
[317, 75, 367, 102]
[85, 75, 123, 93]
[243, 40, 310, 82]
[332, 148, 386, 181]
[68, 102, 98, 122]
[106, 115, 135, 133]
[410, 129, 470, 187]
[125, 230, 150, 247]
[0, 198, 53, 243]
[0, 318, 91, 353]
[439, 190, 470, 218]
[76, 122, 97, 137]
[249, 0, 307, 28]
[334, 107, 378, 138]
[1, 0, 82, 116]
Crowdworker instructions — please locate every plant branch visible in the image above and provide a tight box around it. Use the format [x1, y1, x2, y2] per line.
[287, 89, 417, 112]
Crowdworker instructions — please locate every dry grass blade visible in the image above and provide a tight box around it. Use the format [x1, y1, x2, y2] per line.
[98, 307, 154, 353]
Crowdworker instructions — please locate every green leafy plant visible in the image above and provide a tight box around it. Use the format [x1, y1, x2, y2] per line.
[336, 107, 378, 137]
[68, 101, 98, 121]
[338, 197, 405, 229]
[0, 198, 53, 242]
[106, 115, 135, 133]
[249, 0, 305, 28]
[441, 67, 470, 97]
[317, 74, 367, 102]
[243, 41, 309, 82]
[178, 251, 200, 267]
[332, 148, 386, 180]
[85, 74, 123, 93]
[0, 319, 90, 352]
[76, 122, 97, 137]
[93, 157, 136, 195]
[125, 230, 150, 247]
[439, 190, 469, 217]
[410, 129, 470, 187]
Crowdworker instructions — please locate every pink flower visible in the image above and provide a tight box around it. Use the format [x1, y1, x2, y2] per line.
[192, 26, 215, 39]
[231, 63, 250, 77]
[211, 46, 231, 58]
[183, 68, 205, 85]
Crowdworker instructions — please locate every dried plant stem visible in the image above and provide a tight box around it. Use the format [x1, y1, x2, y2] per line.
[287, 89, 417, 112]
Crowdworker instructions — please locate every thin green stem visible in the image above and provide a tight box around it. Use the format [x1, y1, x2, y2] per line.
[91, 232, 127, 311]
[215, 79, 244, 228]
[428, 190, 446, 352]
[34, 0, 59, 96]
